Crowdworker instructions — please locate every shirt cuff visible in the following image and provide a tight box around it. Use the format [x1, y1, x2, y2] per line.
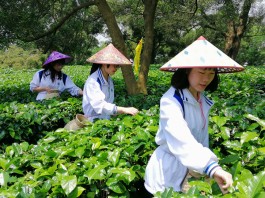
[112, 105, 118, 115]
[204, 161, 222, 178]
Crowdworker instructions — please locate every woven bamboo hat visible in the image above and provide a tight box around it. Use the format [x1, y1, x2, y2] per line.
[43, 51, 72, 68]
[160, 36, 244, 73]
[87, 43, 131, 65]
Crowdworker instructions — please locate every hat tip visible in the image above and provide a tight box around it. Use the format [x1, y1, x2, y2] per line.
[197, 36, 206, 40]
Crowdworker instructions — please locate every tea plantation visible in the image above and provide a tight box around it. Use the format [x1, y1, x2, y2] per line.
[0, 65, 264, 197]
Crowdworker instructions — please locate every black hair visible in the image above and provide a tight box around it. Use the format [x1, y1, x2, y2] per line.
[90, 63, 101, 75]
[90, 63, 110, 75]
[171, 68, 219, 92]
[44, 59, 64, 82]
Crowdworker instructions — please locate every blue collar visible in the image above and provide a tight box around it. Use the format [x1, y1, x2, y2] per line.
[97, 68, 108, 85]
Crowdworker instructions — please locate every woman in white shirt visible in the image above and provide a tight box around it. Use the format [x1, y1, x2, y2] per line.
[30, 51, 83, 100]
[82, 43, 139, 122]
[144, 36, 245, 196]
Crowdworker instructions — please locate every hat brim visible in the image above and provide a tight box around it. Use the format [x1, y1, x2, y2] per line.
[160, 65, 244, 73]
[160, 36, 245, 73]
[42, 57, 72, 68]
[42, 51, 72, 68]
[87, 60, 132, 65]
[87, 43, 132, 66]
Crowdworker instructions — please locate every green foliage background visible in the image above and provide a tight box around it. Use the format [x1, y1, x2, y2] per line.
[0, 45, 46, 69]
[0, 65, 264, 197]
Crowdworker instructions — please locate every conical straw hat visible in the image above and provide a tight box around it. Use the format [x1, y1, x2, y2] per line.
[43, 51, 72, 68]
[87, 43, 131, 65]
[160, 36, 244, 73]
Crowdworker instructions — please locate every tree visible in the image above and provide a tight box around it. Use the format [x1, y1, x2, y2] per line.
[1, 0, 264, 95]
[197, 0, 264, 60]
[0, 0, 100, 64]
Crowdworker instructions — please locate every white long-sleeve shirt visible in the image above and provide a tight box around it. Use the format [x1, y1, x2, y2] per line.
[82, 68, 116, 122]
[30, 70, 82, 100]
[144, 87, 219, 194]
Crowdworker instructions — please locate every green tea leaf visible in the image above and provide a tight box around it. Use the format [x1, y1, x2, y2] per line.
[75, 146, 86, 158]
[84, 165, 108, 181]
[61, 175, 77, 196]
[0, 158, 8, 170]
[211, 116, 229, 128]
[237, 171, 265, 198]
[189, 180, 212, 194]
[43, 136, 57, 143]
[108, 149, 121, 167]
[109, 168, 136, 183]
[77, 186, 86, 197]
[245, 114, 265, 128]
[220, 154, 240, 164]
[257, 147, 265, 155]
[0, 172, 9, 186]
[240, 132, 258, 144]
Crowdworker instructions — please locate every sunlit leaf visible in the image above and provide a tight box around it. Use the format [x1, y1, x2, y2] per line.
[189, 180, 212, 194]
[20, 142, 29, 151]
[75, 146, 86, 158]
[108, 149, 121, 167]
[61, 175, 77, 196]
[43, 136, 57, 143]
[77, 186, 86, 197]
[0, 172, 9, 186]
[257, 147, 265, 155]
[122, 117, 133, 128]
[84, 165, 108, 181]
[109, 168, 136, 183]
[211, 116, 229, 128]
[237, 171, 265, 198]
[245, 114, 265, 129]
[91, 137, 101, 150]
[240, 132, 258, 144]
[222, 140, 242, 151]
[0, 158, 8, 170]
[220, 126, 230, 140]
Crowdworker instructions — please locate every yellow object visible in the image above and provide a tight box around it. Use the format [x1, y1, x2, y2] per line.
[134, 38, 143, 74]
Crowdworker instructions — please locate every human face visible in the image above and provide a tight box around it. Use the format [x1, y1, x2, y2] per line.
[102, 64, 120, 77]
[53, 61, 64, 72]
[188, 68, 215, 98]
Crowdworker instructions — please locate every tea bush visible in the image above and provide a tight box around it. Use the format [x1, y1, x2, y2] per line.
[0, 65, 264, 197]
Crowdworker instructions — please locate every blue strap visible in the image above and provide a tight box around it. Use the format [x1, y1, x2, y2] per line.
[173, 89, 185, 118]
[39, 70, 44, 82]
[62, 73, 67, 85]
[39, 70, 67, 85]
[97, 78, 102, 90]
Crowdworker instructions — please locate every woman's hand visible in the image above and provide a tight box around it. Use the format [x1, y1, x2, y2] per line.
[213, 169, 233, 194]
[78, 89, 83, 96]
[117, 107, 139, 116]
[33, 87, 53, 93]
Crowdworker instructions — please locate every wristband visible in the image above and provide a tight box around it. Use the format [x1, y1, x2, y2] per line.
[204, 161, 222, 178]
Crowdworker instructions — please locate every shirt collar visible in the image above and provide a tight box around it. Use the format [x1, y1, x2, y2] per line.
[182, 88, 213, 107]
[97, 68, 109, 85]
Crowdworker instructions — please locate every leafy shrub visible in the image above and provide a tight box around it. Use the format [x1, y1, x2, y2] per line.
[0, 107, 159, 197]
[0, 65, 264, 197]
[0, 45, 45, 69]
[0, 98, 83, 147]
